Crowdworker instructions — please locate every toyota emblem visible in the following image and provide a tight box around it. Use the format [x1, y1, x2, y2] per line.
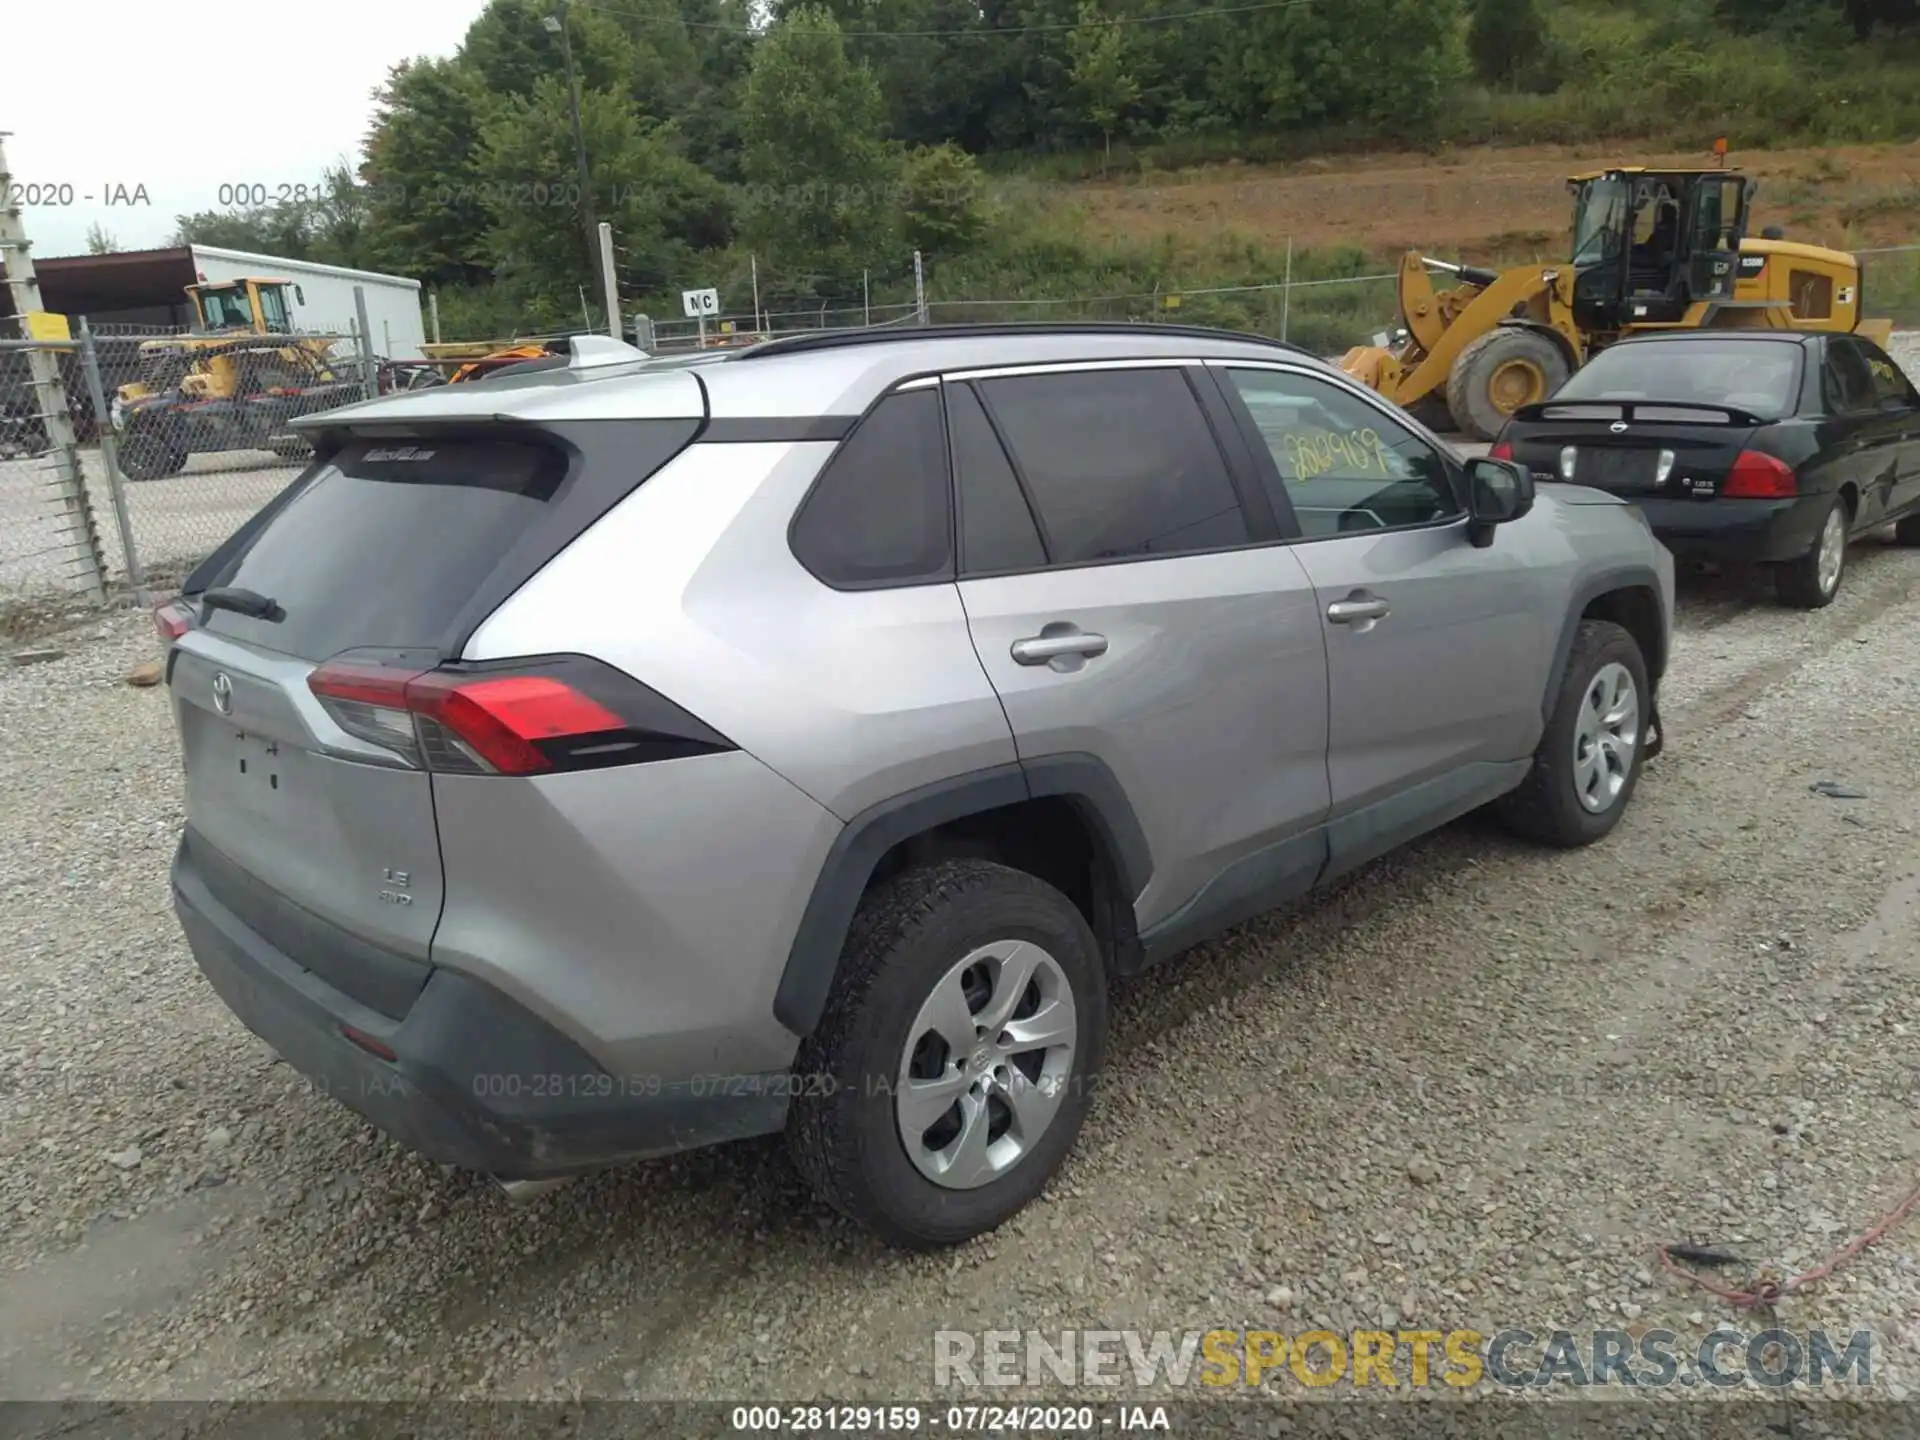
[212, 671, 234, 716]
[1610, 421, 1630, 434]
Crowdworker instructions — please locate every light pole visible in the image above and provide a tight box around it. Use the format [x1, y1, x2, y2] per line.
[543, 5, 603, 316]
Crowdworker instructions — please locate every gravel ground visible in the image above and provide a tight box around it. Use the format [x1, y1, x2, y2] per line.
[2, 505, 1920, 1420]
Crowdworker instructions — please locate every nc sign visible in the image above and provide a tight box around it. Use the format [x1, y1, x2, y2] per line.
[682, 288, 719, 318]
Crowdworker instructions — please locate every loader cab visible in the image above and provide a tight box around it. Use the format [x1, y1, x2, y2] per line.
[187, 278, 297, 336]
[1569, 169, 1749, 334]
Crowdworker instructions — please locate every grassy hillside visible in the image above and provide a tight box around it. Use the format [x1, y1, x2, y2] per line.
[896, 138, 1920, 356]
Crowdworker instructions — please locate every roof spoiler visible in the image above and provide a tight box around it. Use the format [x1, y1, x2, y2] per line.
[1513, 399, 1766, 428]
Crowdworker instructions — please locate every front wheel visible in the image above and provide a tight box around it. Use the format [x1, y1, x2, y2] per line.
[1776, 493, 1848, 609]
[786, 859, 1107, 1248]
[1445, 328, 1572, 442]
[119, 422, 188, 481]
[1497, 619, 1650, 847]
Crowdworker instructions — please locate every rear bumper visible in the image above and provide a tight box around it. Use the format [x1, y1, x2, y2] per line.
[172, 834, 791, 1179]
[1639, 495, 1824, 565]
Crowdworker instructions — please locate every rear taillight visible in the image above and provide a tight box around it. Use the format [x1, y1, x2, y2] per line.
[307, 655, 729, 777]
[1488, 441, 1513, 460]
[154, 599, 196, 642]
[1723, 450, 1797, 499]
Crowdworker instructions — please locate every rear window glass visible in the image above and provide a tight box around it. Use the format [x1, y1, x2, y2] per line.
[1554, 341, 1802, 419]
[201, 438, 567, 660]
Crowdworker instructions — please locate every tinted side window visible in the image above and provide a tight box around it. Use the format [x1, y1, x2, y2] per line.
[976, 368, 1249, 565]
[949, 382, 1045, 574]
[1223, 368, 1460, 538]
[1824, 340, 1877, 413]
[790, 388, 953, 588]
[1858, 341, 1918, 407]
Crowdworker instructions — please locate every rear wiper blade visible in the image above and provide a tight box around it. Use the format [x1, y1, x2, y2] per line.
[199, 586, 284, 623]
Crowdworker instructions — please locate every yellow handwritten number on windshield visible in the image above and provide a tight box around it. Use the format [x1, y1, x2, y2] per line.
[1284, 428, 1390, 480]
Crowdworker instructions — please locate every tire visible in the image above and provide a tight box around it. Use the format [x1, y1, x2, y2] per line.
[1406, 394, 1457, 435]
[120, 424, 188, 482]
[1496, 619, 1650, 848]
[1893, 513, 1920, 546]
[786, 858, 1107, 1249]
[1445, 328, 1572, 442]
[1775, 492, 1848, 609]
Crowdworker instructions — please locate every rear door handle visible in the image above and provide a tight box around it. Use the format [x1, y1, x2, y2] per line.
[1011, 631, 1109, 665]
[1326, 595, 1391, 626]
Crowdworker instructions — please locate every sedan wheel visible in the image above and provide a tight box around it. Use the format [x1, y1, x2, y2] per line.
[1777, 496, 1848, 609]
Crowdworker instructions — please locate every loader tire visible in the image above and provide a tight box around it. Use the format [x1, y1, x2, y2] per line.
[1446, 328, 1570, 442]
[1406, 395, 1457, 435]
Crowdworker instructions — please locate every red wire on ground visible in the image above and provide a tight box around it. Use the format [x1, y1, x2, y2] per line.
[1659, 1175, 1920, 1311]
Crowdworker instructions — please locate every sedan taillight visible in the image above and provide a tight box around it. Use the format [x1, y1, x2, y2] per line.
[1723, 450, 1797, 499]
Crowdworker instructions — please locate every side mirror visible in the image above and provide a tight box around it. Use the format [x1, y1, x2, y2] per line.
[1465, 456, 1534, 547]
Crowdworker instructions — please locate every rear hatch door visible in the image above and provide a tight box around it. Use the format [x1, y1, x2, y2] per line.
[170, 418, 698, 1018]
[1508, 401, 1761, 499]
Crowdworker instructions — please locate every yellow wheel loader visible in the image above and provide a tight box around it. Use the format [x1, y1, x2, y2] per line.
[115, 278, 334, 411]
[1340, 167, 1894, 440]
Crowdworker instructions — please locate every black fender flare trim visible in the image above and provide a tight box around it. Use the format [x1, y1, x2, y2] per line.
[1543, 564, 1667, 724]
[771, 754, 1152, 1037]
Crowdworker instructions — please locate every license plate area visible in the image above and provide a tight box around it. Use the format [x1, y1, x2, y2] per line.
[1576, 447, 1656, 493]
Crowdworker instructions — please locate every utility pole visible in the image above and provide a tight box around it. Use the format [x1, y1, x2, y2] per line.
[913, 250, 927, 325]
[0, 132, 107, 602]
[545, 4, 602, 312]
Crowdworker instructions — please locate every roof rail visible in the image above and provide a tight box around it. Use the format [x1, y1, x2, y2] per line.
[732, 321, 1313, 361]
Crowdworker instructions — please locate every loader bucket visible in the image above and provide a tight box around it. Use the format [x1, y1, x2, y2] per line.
[1339, 346, 1394, 389]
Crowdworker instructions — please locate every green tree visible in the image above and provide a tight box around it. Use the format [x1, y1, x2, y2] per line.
[476, 79, 731, 306]
[84, 223, 120, 255]
[898, 143, 990, 254]
[360, 57, 494, 285]
[1467, 0, 1547, 87]
[738, 6, 899, 290]
[1067, 3, 1139, 164]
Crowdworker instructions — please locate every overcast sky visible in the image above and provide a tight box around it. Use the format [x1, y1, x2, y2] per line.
[6, 1, 481, 259]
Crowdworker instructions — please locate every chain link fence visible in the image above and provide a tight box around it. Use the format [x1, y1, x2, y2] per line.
[4, 242, 1916, 642]
[1, 323, 380, 638]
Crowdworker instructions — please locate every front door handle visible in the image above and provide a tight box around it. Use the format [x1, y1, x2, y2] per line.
[1326, 595, 1391, 626]
[1011, 630, 1109, 666]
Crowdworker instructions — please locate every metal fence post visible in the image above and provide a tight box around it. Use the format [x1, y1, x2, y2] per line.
[597, 222, 621, 340]
[0, 135, 109, 605]
[1281, 236, 1293, 344]
[914, 251, 927, 325]
[352, 286, 378, 399]
[77, 319, 147, 606]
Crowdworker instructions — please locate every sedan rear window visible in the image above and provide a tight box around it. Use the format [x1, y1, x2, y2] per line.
[1553, 341, 1802, 419]
[200, 437, 567, 661]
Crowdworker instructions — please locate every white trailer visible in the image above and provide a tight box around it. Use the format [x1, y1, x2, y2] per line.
[188, 245, 427, 360]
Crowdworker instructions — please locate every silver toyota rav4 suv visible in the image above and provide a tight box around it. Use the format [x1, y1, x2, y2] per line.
[159, 324, 1673, 1248]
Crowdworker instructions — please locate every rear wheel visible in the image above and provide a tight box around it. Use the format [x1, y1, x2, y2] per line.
[1776, 493, 1848, 609]
[1497, 620, 1649, 848]
[1893, 514, 1920, 545]
[1446, 328, 1571, 442]
[786, 859, 1106, 1249]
